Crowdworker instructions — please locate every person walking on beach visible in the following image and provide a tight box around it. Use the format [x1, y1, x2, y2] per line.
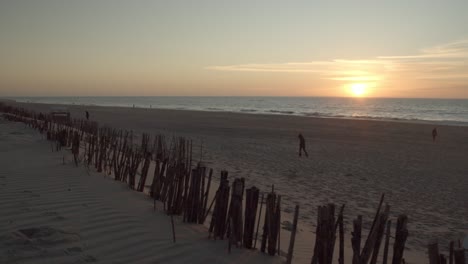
[85, 111, 89, 120]
[432, 127, 438, 142]
[298, 133, 308, 157]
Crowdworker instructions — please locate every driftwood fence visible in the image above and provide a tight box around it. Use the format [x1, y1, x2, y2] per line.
[0, 103, 466, 264]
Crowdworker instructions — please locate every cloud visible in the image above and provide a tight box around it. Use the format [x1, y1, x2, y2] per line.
[206, 39, 468, 83]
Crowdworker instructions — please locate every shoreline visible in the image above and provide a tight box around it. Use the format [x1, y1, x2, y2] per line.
[4, 98, 468, 127]
[0, 98, 468, 127]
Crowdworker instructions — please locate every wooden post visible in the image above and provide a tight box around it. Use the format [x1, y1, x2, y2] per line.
[277, 195, 282, 256]
[428, 241, 440, 264]
[391, 215, 408, 264]
[311, 204, 336, 264]
[352, 215, 362, 264]
[382, 220, 392, 264]
[440, 254, 447, 264]
[449, 241, 454, 264]
[286, 204, 299, 264]
[171, 214, 176, 243]
[361, 196, 387, 264]
[339, 212, 344, 264]
[370, 205, 390, 264]
[243, 186, 259, 249]
[453, 249, 465, 264]
[254, 193, 264, 249]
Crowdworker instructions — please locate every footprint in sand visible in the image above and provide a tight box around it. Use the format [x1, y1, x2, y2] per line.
[42, 211, 58, 216]
[83, 255, 98, 262]
[65, 246, 83, 255]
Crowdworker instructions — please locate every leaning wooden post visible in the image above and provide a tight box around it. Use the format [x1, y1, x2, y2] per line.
[286, 204, 299, 264]
[453, 249, 465, 264]
[428, 240, 440, 264]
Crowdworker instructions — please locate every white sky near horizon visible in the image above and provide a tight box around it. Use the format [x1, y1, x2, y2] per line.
[0, 0, 468, 98]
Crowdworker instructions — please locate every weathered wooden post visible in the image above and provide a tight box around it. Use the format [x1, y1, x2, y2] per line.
[453, 249, 465, 264]
[391, 214, 408, 264]
[227, 178, 245, 251]
[286, 204, 299, 264]
[352, 215, 363, 264]
[428, 240, 441, 264]
[243, 186, 259, 249]
[449, 241, 454, 264]
[253, 193, 264, 249]
[382, 220, 392, 264]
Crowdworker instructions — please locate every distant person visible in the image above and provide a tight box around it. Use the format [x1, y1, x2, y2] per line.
[298, 133, 308, 157]
[85, 111, 89, 120]
[432, 127, 438, 142]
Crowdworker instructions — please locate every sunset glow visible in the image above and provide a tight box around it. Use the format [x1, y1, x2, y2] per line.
[350, 83, 368, 97]
[0, 1, 467, 98]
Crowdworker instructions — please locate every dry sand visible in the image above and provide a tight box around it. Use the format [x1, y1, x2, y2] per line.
[0, 119, 282, 264]
[3, 101, 468, 263]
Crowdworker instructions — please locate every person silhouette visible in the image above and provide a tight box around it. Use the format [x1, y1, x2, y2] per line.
[298, 133, 308, 157]
[85, 111, 89, 120]
[432, 127, 437, 142]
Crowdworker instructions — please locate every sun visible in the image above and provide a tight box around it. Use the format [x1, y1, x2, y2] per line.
[350, 83, 367, 97]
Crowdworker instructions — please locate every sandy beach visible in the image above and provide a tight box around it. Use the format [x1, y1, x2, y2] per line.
[2, 101, 468, 263]
[0, 118, 285, 264]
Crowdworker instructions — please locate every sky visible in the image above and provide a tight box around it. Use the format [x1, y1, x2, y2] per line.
[0, 0, 468, 98]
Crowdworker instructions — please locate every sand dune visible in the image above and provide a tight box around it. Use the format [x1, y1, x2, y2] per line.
[0, 119, 282, 264]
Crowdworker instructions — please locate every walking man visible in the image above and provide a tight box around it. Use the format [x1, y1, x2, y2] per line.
[432, 127, 438, 142]
[85, 111, 89, 120]
[298, 133, 308, 157]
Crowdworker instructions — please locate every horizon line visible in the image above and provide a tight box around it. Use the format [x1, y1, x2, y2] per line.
[2, 95, 468, 100]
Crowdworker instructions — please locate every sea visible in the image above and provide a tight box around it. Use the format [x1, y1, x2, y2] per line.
[9, 96, 468, 126]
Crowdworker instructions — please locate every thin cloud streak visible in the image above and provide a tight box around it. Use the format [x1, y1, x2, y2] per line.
[207, 39, 468, 82]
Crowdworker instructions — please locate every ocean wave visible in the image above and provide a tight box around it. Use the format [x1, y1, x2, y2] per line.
[240, 108, 257, 112]
[9, 96, 468, 126]
[267, 110, 295, 114]
[205, 107, 224, 111]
